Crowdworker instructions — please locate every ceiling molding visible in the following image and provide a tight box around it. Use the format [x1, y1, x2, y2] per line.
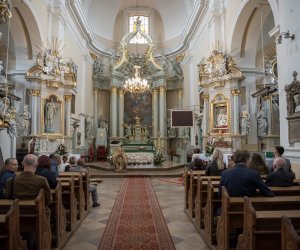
[66, 0, 209, 57]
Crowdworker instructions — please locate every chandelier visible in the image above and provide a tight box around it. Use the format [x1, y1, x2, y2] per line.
[124, 65, 150, 94]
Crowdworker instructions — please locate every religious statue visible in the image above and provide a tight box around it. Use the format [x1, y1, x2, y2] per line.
[183, 127, 190, 138]
[85, 115, 94, 139]
[256, 107, 267, 136]
[21, 104, 31, 136]
[216, 108, 227, 128]
[125, 124, 132, 137]
[240, 105, 250, 135]
[167, 119, 176, 137]
[45, 97, 58, 133]
[0, 97, 17, 137]
[112, 148, 128, 172]
[93, 57, 105, 75]
[96, 119, 108, 147]
[294, 94, 300, 113]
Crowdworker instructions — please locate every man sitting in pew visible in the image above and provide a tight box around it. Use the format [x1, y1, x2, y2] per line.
[219, 150, 274, 197]
[0, 158, 18, 198]
[5, 154, 52, 250]
[266, 157, 294, 187]
[68, 156, 100, 208]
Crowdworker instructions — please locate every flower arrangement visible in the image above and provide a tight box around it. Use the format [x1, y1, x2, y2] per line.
[205, 143, 214, 155]
[55, 143, 68, 156]
[153, 153, 165, 166]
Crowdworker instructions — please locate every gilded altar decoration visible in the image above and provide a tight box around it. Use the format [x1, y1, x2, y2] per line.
[285, 71, 300, 144]
[210, 94, 230, 134]
[198, 49, 242, 87]
[26, 40, 77, 88]
[0, 0, 12, 23]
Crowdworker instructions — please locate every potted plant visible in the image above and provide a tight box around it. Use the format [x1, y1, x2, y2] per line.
[153, 153, 165, 167]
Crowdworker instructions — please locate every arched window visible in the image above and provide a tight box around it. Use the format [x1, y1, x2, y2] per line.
[129, 15, 149, 44]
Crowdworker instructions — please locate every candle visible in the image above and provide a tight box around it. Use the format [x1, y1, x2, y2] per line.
[46, 133, 48, 141]
[62, 135, 64, 144]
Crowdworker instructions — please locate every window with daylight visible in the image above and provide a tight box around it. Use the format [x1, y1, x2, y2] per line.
[129, 15, 149, 44]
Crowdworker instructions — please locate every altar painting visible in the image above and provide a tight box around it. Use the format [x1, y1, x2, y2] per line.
[124, 92, 152, 135]
[210, 94, 230, 134]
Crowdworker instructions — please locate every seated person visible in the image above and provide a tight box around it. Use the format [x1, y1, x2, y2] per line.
[267, 146, 292, 174]
[6, 154, 52, 250]
[0, 158, 18, 198]
[248, 153, 269, 175]
[35, 155, 57, 189]
[265, 157, 294, 187]
[68, 157, 100, 208]
[205, 149, 225, 176]
[49, 154, 60, 177]
[190, 158, 205, 170]
[191, 147, 201, 161]
[219, 150, 274, 197]
[58, 155, 69, 172]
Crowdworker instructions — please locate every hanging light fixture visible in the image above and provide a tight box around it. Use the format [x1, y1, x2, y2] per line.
[124, 65, 150, 94]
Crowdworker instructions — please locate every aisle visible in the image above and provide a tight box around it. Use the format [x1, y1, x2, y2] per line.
[64, 178, 208, 250]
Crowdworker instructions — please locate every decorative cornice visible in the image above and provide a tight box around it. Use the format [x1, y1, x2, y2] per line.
[66, 0, 209, 57]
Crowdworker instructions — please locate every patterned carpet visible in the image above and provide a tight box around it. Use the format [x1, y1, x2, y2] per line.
[98, 178, 176, 250]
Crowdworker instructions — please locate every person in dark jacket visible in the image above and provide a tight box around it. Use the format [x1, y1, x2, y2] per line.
[35, 155, 57, 189]
[0, 158, 18, 198]
[219, 150, 274, 198]
[266, 157, 294, 187]
[205, 149, 225, 176]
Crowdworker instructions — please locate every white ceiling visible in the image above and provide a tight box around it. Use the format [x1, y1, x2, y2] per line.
[82, 0, 196, 42]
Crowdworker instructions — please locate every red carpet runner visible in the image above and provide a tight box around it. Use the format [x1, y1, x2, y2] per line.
[98, 178, 176, 250]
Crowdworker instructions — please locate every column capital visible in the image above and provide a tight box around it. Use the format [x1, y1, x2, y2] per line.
[29, 89, 40, 96]
[152, 88, 158, 94]
[118, 88, 124, 95]
[64, 94, 72, 102]
[178, 89, 183, 96]
[231, 89, 241, 96]
[159, 86, 166, 92]
[263, 95, 272, 100]
[203, 94, 209, 100]
[94, 88, 101, 95]
[111, 86, 118, 93]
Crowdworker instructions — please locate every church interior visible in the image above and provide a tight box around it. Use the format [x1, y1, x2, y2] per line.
[0, 0, 300, 249]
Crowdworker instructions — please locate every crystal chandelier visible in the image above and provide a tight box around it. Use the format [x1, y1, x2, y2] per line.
[124, 65, 150, 94]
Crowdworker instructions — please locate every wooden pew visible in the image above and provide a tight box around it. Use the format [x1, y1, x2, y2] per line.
[0, 189, 51, 250]
[50, 180, 67, 248]
[0, 199, 27, 250]
[60, 176, 78, 231]
[194, 176, 220, 231]
[58, 173, 85, 220]
[281, 215, 300, 250]
[216, 186, 300, 250]
[236, 197, 300, 250]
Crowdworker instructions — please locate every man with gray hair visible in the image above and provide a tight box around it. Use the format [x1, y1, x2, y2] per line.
[265, 157, 294, 187]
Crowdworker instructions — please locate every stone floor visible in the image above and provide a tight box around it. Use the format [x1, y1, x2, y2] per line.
[64, 177, 208, 250]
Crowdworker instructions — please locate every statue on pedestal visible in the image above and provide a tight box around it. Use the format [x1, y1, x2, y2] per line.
[21, 105, 31, 136]
[85, 115, 94, 139]
[240, 105, 250, 135]
[257, 107, 267, 136]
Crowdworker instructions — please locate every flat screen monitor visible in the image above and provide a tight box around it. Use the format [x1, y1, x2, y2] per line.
[171, 110, 193, 127]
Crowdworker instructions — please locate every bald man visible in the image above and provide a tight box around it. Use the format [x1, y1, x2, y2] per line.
[265, 157, 294, 187]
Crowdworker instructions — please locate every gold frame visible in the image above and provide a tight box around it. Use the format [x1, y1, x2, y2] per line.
[41, 94, 64, 137]
[210, 94, 230, 134]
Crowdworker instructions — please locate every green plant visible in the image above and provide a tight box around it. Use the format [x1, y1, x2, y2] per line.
[205, 144, 214, 155]
[153, 153, 165, 166]
[55, 143, 68, 156]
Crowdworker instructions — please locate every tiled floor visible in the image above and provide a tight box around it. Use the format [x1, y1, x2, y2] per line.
[64, 177, 208, 250]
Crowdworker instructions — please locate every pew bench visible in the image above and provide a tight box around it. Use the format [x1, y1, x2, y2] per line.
[0, 189, 51, 250]
[236, 197, 300, 250]
[0, 199, 27, 250]
[281, 215, 300, 250]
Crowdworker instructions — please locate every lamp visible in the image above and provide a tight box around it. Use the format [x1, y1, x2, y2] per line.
[276, 31, 295, 44]
[124, 65, 150, 94]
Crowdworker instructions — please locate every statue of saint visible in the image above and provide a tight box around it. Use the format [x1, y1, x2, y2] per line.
[85, 115, 94, 138]
[21, 104, 31, 136]
[96, 120, 108, 148]
[256, 107, 267, 136]
[216, 108, 227, 128]
[294, 94, 300, 113]
[45, 97, 58, 132]
[240, 105, 250, 135]
[125, 124, 132, 137]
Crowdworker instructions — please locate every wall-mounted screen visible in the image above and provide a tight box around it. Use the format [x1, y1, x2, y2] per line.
[171, 110, 193, 127]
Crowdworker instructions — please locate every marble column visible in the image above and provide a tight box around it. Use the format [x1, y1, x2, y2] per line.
[203, 94, 209, 136]
[231, 89, 241, 134]
[118, 89, 124, 137]
[263, 96, 272, 135]
[159, 87, 166, 137]
[110, 86, 118, 137]
[178, 89, 183, 137]
[94, 88, 99, 129]
[152, 88, 158, 137]
[29, 89, 40, 136]
[64, 95, 72, 136]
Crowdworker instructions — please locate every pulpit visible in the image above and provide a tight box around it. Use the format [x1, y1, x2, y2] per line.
[97, 146, 107, 161]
